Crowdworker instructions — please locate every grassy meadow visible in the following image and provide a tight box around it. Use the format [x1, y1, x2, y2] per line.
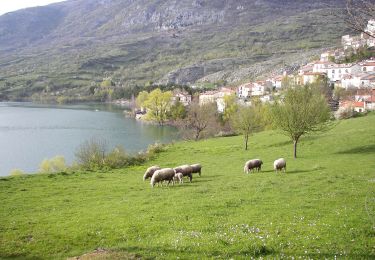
[0, 114, 374, 259]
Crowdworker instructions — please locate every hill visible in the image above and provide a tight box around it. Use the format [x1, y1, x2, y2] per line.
[0, 0, 352, 100]
[0, 113, 374, 258]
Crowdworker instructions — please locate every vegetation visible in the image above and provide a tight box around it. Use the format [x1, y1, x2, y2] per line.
[39, 156, 67, 173]
[230, 102, 265, 150]
[0, 113, 374, 259]
[180, 101, 219, 141]
[270, 85, 332, 158]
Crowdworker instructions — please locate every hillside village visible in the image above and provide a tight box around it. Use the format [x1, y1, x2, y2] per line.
[144, 20, 375, 117]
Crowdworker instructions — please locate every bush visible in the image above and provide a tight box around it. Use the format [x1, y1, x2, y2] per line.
[75, 138, 107, 169]
[104, 146, 129, 169]
[10, 169, 26, 176]
[39, 156, 67, 173]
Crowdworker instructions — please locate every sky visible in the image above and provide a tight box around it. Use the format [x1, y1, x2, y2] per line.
[0, 0, 66, 15]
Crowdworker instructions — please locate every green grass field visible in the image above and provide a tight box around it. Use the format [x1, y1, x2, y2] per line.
[1, 114, 374, 259]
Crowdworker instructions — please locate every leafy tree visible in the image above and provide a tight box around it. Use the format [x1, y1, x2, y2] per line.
[270, 85, 332, 158]
[144, 88, 173, 125]
[223, 94, 238, 122]
[231, 102, 265, 150]
[169, 100, 187, 120]
[136, 91, 149, 108]
[182, 101, 218, 141]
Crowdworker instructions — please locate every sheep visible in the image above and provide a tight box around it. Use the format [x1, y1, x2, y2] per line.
[150, 168, 176, 187]
[173, 172, 184, 184]
[143, 165, 161, 181]
[244, 159, 263, 174]
[274, 158, 286, 173]
[190, 163, 202, 176]
[174, 165, 193, 182]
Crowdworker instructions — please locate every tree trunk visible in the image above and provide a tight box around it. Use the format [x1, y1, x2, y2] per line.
[293, 138, 298, 159]
[245, 134, 249, 150]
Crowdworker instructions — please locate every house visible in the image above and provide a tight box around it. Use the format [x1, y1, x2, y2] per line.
[325, 63, 361, 82]
[199, 87, 235, 113]
[312, 61, 335, 73]
[320, 49, 345, 62]
[360, 61, 375, 73]
[237, 82, 253, 99]
[252, 81, 267, 96]
[172, 90, 192, 106]
[298, 63, 314, 75]
[342, 34, 367, 50]
[339, 100, 366, 113]
[302, 72, 326, 84]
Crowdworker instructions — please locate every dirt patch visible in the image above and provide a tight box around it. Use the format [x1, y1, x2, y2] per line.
[67, 248, 141, 260]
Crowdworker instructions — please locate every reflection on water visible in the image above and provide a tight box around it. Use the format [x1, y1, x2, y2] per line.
[0, 102, 179, 176]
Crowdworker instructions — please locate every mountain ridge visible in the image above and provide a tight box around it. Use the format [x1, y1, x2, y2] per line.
[0, 0, 350, 100]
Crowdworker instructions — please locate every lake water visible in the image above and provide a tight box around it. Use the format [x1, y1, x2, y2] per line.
[0, 103, 179, 176]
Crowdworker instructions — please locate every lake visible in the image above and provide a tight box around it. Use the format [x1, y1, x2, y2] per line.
[0, 103, 179, 176]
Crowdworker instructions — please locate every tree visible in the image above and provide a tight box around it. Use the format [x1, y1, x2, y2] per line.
[222, 94, 238, 122]
[337, 0, 375, 38]
[270, 85, 331, 158]
[182, 101, 218, 141]
[169, 100, 187, 120]
[136, 91, 149, 109]
[231, 103, 265, 150]
[144, 89, 173, 125]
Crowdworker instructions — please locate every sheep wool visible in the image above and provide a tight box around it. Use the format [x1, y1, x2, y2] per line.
[273, 158, 286, 173]
[150, 168, 176, 187]
[143, 165, 161, 181]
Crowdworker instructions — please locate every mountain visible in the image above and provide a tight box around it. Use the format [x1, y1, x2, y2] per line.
[0, 0, 351, 100]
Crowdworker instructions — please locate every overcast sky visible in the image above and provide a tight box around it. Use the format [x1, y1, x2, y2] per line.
[0, 0, 67, 15]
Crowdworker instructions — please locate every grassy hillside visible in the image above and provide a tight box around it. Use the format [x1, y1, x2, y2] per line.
[0, 114, 374, 259]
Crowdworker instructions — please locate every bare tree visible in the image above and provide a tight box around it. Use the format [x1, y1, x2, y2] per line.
[181, 101, 218, 141]
[339, 0, 375, 38]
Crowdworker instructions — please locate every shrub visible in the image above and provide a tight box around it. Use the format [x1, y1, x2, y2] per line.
[10, 169, 26, 176]
[75, 138, 107, 169]
[104, 146, 129, 169]
[39, 156, 67, 173]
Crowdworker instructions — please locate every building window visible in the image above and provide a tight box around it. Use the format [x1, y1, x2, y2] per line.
[363, 67, 367, 72]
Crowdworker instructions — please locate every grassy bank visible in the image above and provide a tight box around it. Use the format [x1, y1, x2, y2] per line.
[0, 114, 374, 259]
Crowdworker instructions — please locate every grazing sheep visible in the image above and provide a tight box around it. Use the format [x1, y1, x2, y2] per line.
[274, 158, 286, 173]
[244, 159, 263, 174]
[173, 172, 184, 184]
[143, 165, 161, 181]
[150, 168, 176, 187]
[174, 165, 193, 182]
[190, 163, 202, 176]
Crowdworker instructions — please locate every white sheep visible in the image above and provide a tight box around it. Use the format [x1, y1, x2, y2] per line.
[143, 165, 161, 181]
[150, 168, 176, 187]
[190, 163, 202, 176]
[244, 159, 263, 174]
[173, 172, 184, 184]
[274, 158, 286, 173]
[174, 165, 193, 182]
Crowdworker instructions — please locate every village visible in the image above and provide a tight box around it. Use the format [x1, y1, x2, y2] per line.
[146, 20, 375, 117]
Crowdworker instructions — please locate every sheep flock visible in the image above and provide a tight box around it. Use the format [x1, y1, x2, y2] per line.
[144, 158, 287, 188]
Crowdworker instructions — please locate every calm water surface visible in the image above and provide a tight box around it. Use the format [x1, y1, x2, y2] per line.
[0, 103, 178, 176]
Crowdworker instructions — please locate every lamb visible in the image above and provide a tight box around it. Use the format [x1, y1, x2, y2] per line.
[150, 168, 176, 187]
[173, 172, 184, 184]
[274, 158, 286, 173]
[244, 159, 263, 174]
[190, 163, 202, 176]
[174, 165, 193, 182]
[143, 165, 161, 181]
